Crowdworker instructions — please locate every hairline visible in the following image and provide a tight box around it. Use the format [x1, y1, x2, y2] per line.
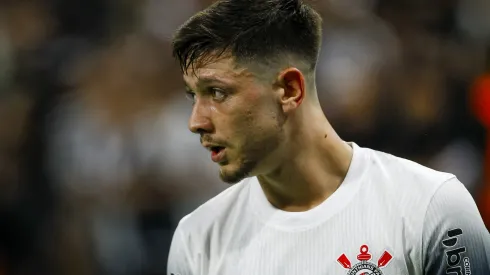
[184, 51, 317, 85]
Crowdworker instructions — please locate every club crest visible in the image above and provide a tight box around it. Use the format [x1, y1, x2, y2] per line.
[337, 245, 392, 275]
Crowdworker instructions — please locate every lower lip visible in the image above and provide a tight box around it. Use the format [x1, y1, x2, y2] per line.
[211, 148, 226, 163]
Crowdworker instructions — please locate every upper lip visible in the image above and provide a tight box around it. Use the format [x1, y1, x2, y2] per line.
[202, 143, 225, 151]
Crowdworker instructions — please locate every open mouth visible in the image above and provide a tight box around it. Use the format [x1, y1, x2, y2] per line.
[210, 146, 226, 162]
[211, 146, 225, 154]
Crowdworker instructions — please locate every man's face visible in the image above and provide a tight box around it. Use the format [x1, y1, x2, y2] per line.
[183, 57, 286, 183]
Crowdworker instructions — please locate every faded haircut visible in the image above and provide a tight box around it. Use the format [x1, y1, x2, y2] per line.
[171, 0, 323, 78]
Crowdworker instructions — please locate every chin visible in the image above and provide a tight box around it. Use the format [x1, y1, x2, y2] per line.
[218, 159, 257, 184]
[219, 167, 247, 184]
[219, 174, 245, 184]
[220, 158, 256, 184]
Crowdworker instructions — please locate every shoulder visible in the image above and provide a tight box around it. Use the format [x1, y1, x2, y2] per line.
[175, 178, 252, 237]
[364, 147, 456, 195]
[358, 146, 458, 239]
[422, 177, 490, 274]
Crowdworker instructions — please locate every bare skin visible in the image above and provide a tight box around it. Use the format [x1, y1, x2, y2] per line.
[183, 56, 353, 212]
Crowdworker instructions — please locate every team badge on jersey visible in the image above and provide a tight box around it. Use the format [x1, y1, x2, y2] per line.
[337, 244, 392, 275]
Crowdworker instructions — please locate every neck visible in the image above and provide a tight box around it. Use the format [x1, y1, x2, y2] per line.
[257, 103, 353, 212]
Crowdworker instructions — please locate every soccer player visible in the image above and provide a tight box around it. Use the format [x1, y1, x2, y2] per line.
[167, 0, 490, 274]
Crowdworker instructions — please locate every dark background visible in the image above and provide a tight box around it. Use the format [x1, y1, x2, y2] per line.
[0, 0, 489, 274]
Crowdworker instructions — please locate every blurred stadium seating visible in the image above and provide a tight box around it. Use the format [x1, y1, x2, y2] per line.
[0, 0, 489, 274]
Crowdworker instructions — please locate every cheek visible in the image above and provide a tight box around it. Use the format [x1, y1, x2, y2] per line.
[228, 110, 256, 139]
[223, 96, 260, 129]
[220, 91, 278, 140]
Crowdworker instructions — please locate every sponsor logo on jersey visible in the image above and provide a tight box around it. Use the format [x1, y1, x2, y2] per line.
[337, 244, 392, 275]
[442, 228, 470, 275]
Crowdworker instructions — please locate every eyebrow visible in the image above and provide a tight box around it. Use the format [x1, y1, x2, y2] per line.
[183, 76, 230, 92]
[184, 84, 193, 93]
[198, 76, 229, 85]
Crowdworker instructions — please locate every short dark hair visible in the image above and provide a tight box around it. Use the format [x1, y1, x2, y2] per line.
[172, 0, 323, 75]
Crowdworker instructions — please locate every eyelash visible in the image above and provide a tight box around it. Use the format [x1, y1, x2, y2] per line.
[185, 91, 196, 103]
[210, 88, 227, 101]
[185, 88, 228, 103]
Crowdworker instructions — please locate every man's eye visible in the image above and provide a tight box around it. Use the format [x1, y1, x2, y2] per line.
[185, 91, 196, 102]
[210, 88, 226, 101]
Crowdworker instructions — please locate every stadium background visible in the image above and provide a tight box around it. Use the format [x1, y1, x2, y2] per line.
[0, 0, 489, 274]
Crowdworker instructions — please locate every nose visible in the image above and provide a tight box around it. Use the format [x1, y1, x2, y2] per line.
[188, 100, 214, 134]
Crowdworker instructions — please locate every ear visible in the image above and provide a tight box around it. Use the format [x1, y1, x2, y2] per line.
[276, 68, 306, 113]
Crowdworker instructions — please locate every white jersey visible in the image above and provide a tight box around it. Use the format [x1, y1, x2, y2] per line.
[167, 143, 490, 275]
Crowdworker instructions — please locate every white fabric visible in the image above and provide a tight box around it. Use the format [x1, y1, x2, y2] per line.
[168, 143, 490, 275]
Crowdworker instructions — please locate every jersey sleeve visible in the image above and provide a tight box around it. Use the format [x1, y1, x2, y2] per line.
[167, 219, 195, 275]
[422, 177, 490, 275]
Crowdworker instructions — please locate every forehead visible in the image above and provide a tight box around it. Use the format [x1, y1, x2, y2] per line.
[183, 56, 254, 87]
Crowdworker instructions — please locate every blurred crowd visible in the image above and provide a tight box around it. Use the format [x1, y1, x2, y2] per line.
[0, 0, 489, 274]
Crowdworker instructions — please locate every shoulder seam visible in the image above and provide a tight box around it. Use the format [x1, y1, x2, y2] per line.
[419, 175, 457, 273]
